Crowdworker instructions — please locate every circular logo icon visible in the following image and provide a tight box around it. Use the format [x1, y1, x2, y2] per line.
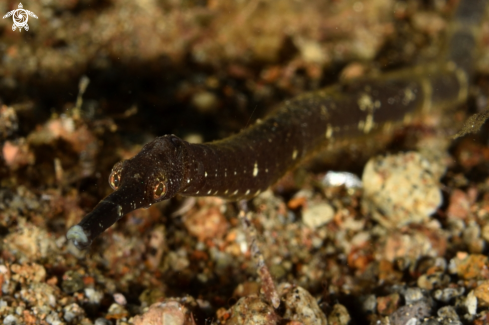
[13, 9, 28, 28]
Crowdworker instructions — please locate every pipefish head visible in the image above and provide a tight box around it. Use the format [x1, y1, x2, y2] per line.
[108, 135, 188, 205]
[66, 135, 188, 249]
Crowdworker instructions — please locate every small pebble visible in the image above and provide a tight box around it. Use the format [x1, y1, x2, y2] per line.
[328, 304, 351, 325]
[446, 189, 470, 220]
[322, 171, 362, 188]
[302, 203, 335, 229]
[113, 293, 127, 306]
[465, 290, 477, 316]
[225, 295, 279, 325]
[61, 270, 84, 294]
[411, 11, 446, 35]
[389, 301, 431, 325]
[63, 303, 85, 323]
[10, 263, 46, 283]
[294, 37, 328, 64]
[362, 152, 442, 228]
[0, 105, 18, 140]
[404, 288, 424, 305]
[133, 296, 201, 325]
[481, 222, 489, 242]
[417, 272, 449, 290]
[474, 281, 489, 304]
[377, 293, 400, 316]
[183, 199, 229, 242]
[437, 306, 460, 323]
[191, 91, 219, 113]
[280, 284, 327, 325]
[3, 315, 19, 325]
[85, 288, 103, 304]
[448, 253, 489, 280]
[139, 288, 166, 307]
[362, 294, 377, 314]
[106, 303, 129, 320]
[433, 287, 464, 303]
[462, 224, 484, 253]
[94, 318, 112, 325]
[45, 311, 63, 325]
[340, 62, 368, 81]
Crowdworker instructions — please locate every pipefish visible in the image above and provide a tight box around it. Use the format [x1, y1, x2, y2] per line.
[67, 0, 488, 249]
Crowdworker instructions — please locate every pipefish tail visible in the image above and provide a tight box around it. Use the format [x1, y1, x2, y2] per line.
[67, 0, 488, 249]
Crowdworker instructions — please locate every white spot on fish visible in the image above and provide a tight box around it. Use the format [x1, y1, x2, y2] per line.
[364, 113, 374, 133]
[358, 93, 374, 111]
[205, 172, 208, 177]
[253, 162, 258, 177]
[292, 149, 298, 160]
[403, 88, 416, 105]
[207, 190, 212, 194]
[245, 189, 250, 195]
[325, 124, 333, 138]
[233, 190, 238, 195]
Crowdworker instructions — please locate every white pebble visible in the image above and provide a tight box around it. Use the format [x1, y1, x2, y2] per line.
[302, 203, 334, 229]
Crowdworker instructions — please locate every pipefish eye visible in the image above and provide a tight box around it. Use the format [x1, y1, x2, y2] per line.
[108, 171, 121, 190]
[153, 181, 167, 199]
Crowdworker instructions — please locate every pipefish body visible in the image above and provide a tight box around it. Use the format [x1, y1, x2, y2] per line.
[67, 0, 488, 249]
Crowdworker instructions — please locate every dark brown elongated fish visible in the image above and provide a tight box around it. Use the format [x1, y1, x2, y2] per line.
[67, 0, 488, 249]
